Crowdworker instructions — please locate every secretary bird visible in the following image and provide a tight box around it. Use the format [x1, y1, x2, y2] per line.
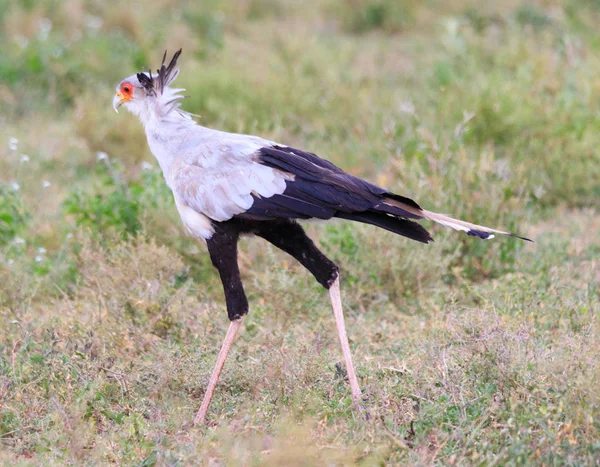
[113, 50, 530, 425]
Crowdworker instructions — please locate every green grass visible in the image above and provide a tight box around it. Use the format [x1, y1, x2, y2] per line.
[1, 0, 599, 464]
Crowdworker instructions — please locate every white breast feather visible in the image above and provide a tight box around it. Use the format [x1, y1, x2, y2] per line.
[175, 197, 215, 239]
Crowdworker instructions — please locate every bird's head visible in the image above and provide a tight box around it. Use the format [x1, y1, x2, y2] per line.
[113, 49, 186, 121]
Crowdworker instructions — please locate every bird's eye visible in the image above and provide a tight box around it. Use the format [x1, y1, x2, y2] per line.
[123, 86, 131, 94]
[121, 83, 132, 95]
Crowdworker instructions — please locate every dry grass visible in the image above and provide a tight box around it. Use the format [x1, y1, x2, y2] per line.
[1, 0, 599, 464]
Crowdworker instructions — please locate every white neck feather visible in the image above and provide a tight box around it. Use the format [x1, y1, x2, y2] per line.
[126, 86, 204, 181]
[127, 87, 192, 127]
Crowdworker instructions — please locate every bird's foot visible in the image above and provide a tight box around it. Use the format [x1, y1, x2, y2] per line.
[352, 395, 371, 422]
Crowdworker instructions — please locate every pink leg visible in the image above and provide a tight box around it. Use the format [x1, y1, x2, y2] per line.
[329, 276, 363, 408]
[194, 318, 244, 425]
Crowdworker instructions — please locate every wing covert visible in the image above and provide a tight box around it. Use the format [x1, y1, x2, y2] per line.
[170, 142, 291, 222]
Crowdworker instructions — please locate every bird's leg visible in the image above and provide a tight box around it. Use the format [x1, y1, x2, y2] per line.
[255, 220, 340, 288]
[328, 274, 363, 408]
[194, 227, 248, 425]
[255, 220, 363, 409]
[194, 317, 243, 425]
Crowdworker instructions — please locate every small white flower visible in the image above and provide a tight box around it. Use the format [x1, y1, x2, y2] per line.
[66, 233, 73, 239]
[14, 35, 28, 49]
[52, 46, 64, 58]
[38, 18, 53, 41]
[534, 185, 546, 199]
[10, 182, 20, 191]
[35, 255, 44, 263]
[85, 15, 103, 31]
[9, 137, 18, 151]
[7, 259, 14, 266]
[444, 18, 460, 37]
[42, 180, 51, 188]
[96, 151, 108, 161]
[21, 154, 30, 162]
[37, 247, 47, 254]
[14, 237, 25, 245]
[141, 161, 153, 171]
[399, 101, 415, 115]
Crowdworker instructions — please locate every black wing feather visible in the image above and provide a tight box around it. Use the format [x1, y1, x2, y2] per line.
[336, 211, 433, 244]
[256, 146, 422, 218]
[236, 145, 432, 243]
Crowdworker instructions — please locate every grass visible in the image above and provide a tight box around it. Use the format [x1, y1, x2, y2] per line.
[1, 0, 599, 464]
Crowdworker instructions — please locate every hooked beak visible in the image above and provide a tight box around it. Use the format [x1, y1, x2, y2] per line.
[113, 92, 125, 113]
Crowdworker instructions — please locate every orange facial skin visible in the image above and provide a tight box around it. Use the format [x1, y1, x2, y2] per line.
[115, 82, 134, 105]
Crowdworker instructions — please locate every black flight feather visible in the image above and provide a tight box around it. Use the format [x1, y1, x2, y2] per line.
[336, 211, 433, 243]
[239, 145, 433, 243]
[255, 145, 422, 219]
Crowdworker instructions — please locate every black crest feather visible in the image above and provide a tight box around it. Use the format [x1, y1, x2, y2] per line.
[136, 49, 182, 95]
[137, 71, 155, 95]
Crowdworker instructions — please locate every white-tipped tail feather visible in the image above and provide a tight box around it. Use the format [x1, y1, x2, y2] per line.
[422, 210, 531, 241]
[383, 197, 531, 242]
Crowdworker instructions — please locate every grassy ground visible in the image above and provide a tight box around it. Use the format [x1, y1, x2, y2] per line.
[1, 0, 599, 464]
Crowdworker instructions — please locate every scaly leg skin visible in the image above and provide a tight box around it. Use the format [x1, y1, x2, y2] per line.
[194, 318, 244, 425]
[328, 276, 365, 413]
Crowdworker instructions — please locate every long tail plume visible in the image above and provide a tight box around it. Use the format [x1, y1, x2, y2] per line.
[421, 210, 532, 241]
[381, 197, 532, 242]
